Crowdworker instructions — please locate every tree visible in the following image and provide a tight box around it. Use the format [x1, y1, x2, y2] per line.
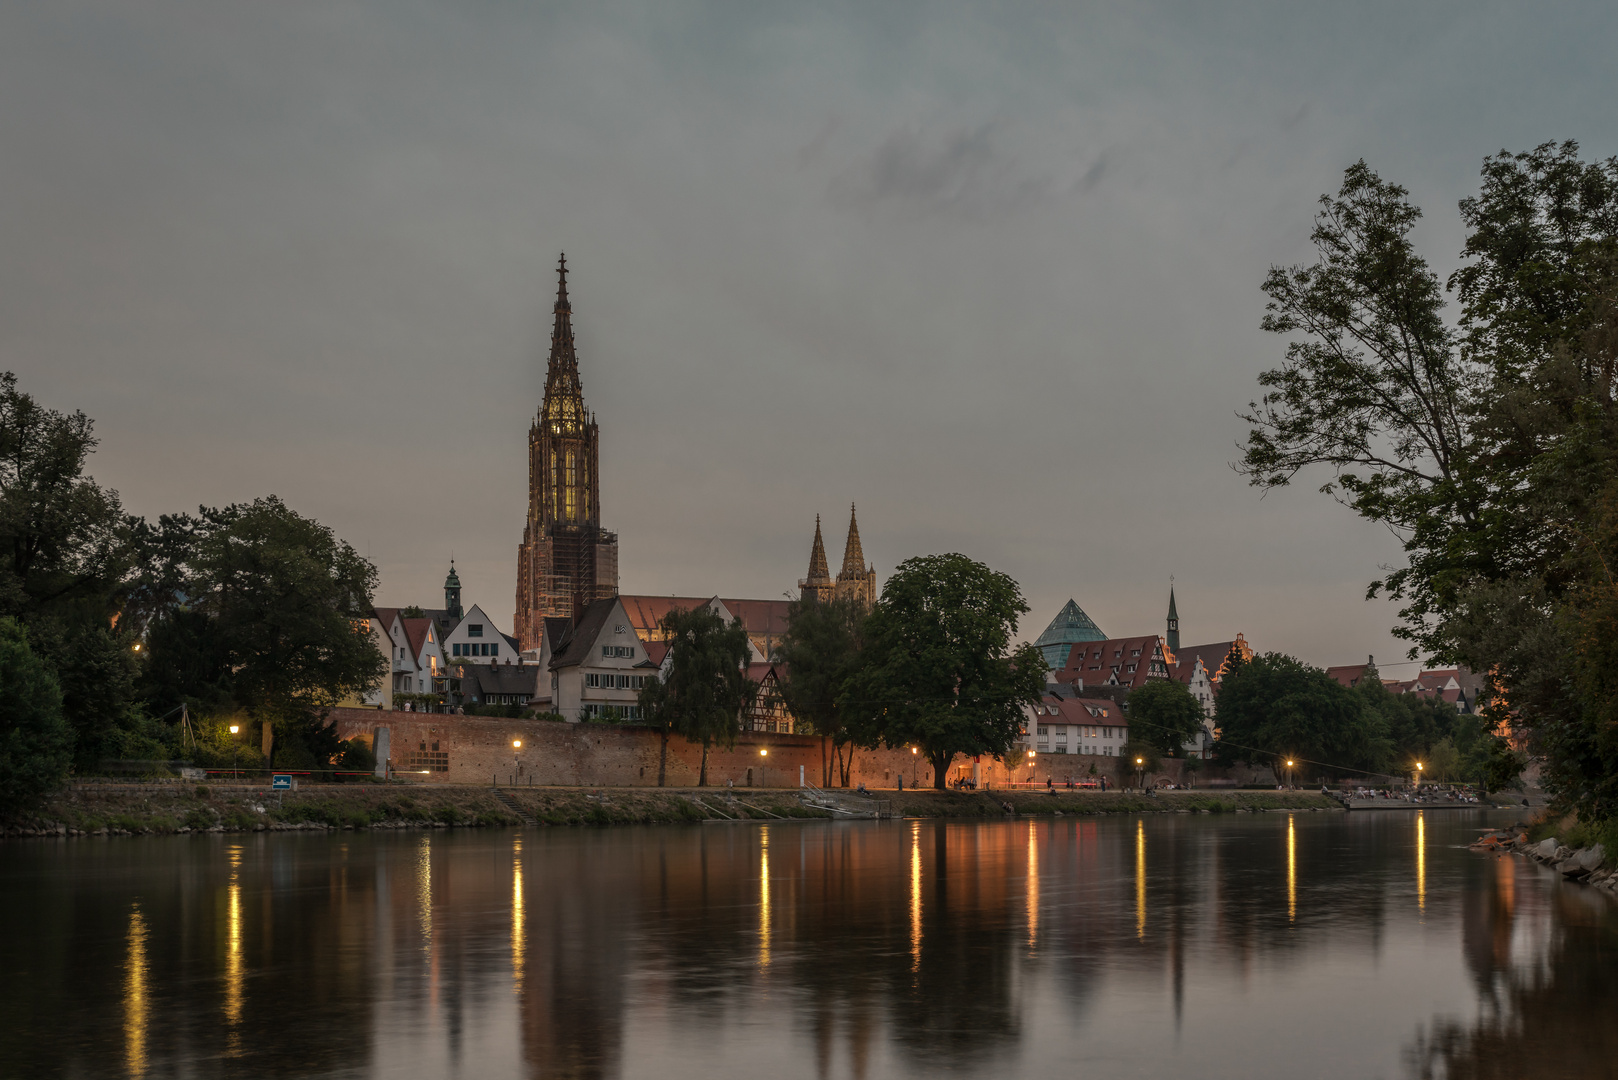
[636, 605, 755, 786]
[1124, 679, 1205, 756]
[775, 594, 867, 786]
[1239, 146, 1618, 820]
[0, 617, 70, 815]
[1117, 742, 1160, 789]
[1214, 653, 1392, 782]
[844, 554, 1046, 790]
[181, 497, 385, 767]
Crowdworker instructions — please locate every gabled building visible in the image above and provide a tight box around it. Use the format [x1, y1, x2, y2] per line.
[617, 594, 792, 661]
[442, 603, 519, 664]
[1023, 691, 1129, 757]
[546, 596, 660, 720]
[1052, 635, 1172, 690]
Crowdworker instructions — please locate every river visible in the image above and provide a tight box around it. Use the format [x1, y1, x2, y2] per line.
[2, 809, 1615, 1079]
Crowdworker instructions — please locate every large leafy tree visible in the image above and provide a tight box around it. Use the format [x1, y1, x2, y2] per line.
[1214, 653, 1392, 782]
[1123, 678, 1205, 756]
[146, 497, 385, 768]
[774, 594, 868, 787]
[636, 604, 755, 787]
[844, 553, 1045, 790]
[1239, 145, 1618, 818]
[0, 617, 70, 814]
[0, 373, 160, 768]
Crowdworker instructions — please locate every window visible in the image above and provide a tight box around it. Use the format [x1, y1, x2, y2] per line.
[1037, 726, 1048, 736]
[599, 645, 634, 658]
[469, 624, 484, 638]
[491, 644, 499, 657]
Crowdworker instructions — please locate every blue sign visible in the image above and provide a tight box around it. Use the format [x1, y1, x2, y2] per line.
[271, 774, 293, 791]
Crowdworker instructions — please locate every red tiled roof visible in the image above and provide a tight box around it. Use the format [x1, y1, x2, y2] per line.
[401, 617, 433, 659]
[1032, 693, 1125, 725]
[617, 595, 792, 640]
[1327, 664, 1370, 688]
[1051, 635, 1169, 690]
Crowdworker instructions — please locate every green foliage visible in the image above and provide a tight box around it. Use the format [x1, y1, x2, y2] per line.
[1214, 653, 1392, 780]
[636, 605, 755, 786]
[775, 595, 867, 785]
[1240, 145, 1618, 820]
[1124, 679, 1205, 755]
[0, 617, 70, 814]
[843, 553, 1046, 790]
[334, 737, 375, 777]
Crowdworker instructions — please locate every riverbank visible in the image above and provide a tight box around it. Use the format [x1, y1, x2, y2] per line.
[1, 783, 1349, 837]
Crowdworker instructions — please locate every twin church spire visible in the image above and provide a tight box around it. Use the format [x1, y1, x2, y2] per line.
[800, 505, 877, 608]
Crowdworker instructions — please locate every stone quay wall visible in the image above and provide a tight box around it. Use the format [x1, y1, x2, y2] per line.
[325, 708, 1267, 790]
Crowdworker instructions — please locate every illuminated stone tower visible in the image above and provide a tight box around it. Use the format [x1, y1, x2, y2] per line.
[515, 255, 619, 650]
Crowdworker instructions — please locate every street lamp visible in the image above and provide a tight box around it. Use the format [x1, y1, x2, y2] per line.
[1136, 755, 1145, 792]
[1415, 761, 1423, 790]
[1286, 759, 1295, 790]
[512, 740, 522, 749]
[229, 725, 240, 779]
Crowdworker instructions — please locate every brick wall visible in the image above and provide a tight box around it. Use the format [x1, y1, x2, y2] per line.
[325, 708, 1262, 789]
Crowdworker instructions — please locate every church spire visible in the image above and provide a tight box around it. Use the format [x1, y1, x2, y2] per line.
[840, 503, 867, 578]
[541, 253, 584, 434]
[805, 516, 831, 586]
[1166, 584, 1180, 654]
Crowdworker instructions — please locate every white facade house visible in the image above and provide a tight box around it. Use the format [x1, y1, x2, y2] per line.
[440, 604, 519, 664]
[1023, 693, 1128, 757]
[548, 597, 660, 721]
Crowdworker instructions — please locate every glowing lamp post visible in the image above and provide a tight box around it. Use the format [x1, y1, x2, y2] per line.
[229, 724, 240, 779]
[1136, 756, 1145, 792]
[1286, 759, 1295, 790]
[1415, 761, 1423, 790]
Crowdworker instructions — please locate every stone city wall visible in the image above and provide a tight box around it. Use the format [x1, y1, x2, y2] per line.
[325, 708, 1270, 789]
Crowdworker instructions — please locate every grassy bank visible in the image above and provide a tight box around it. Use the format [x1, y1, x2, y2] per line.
[1, 783, 1348, 837]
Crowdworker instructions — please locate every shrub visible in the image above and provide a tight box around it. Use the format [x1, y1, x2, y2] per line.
[0, 618, 71, 817]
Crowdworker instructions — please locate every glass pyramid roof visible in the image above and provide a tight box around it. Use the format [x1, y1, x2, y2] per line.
[1034, 599, 1107, 669]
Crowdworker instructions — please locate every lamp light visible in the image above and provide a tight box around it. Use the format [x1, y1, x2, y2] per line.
[512, 740, 522, 749]
[759, 748, 768, 757]
[229, 725, 239, 735]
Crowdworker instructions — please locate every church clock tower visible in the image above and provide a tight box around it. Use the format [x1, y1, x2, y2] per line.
[515, 255, 619, 650]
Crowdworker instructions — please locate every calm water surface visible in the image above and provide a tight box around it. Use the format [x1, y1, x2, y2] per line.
[3, 810, 1616, 1079]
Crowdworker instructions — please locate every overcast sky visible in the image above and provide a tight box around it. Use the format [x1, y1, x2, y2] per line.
[3, 1, 1615, 670]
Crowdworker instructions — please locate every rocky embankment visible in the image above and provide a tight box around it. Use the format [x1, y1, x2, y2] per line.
[1473, 827, 1614, 893]
[2, 783, 1345, 839]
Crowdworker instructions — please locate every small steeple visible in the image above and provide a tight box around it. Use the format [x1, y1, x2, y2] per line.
[555, 252, 570, 312]
[805, 515, 831, 587]
[444, 560, 463, 621]
[839, 503, 867, 578]
[1166, 584, 1180, 654]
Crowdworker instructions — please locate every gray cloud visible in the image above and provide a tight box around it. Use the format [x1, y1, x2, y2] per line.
[2, 0, 1615, 668]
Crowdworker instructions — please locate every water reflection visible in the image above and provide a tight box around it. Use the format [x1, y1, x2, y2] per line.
[1136, 817, 1147, 939]
[223, 843, 243, 1052]
[4, 811, 1616, 1080]
[1288, 813, 1296, 922]
[124, 904, 148, 1078]
[511, 835, 525, 995]
[1417, 811, 1427, 912]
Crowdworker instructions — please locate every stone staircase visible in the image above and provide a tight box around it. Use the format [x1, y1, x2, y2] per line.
[491, 787, 537, 826]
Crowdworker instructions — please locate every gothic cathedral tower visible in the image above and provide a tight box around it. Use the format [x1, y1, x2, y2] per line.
[515, 255, 619, 650]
